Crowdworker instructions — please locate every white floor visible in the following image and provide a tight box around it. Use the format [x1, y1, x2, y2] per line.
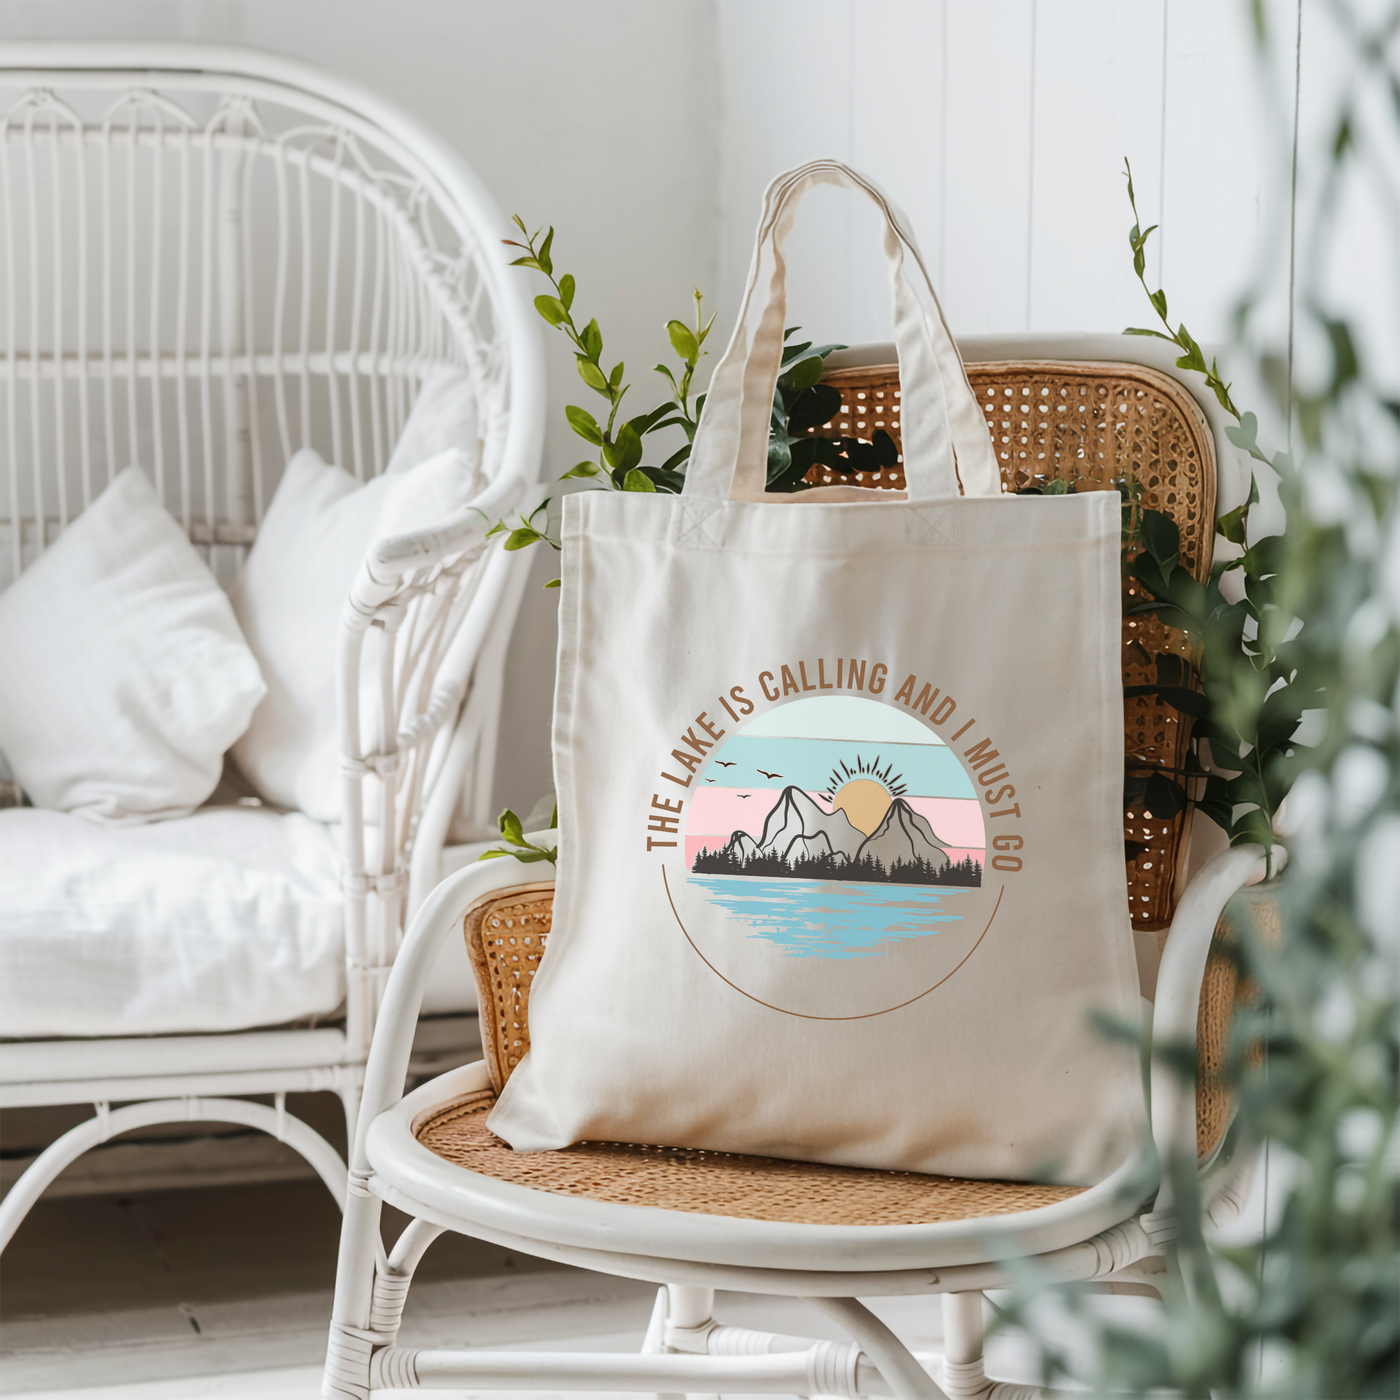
[4, 1268, 1166, 1400]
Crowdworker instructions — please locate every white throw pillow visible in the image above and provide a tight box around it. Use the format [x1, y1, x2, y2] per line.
[0, 467, 267, 822]
[385, 367, 480, 474]
[231, 446, 483, 821]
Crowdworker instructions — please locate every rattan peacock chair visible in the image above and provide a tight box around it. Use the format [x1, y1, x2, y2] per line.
[320, 338, 1274, 1400]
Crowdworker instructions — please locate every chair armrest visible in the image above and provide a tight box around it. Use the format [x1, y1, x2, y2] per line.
[1151, 842, 1282, 1203]
[352, 852, 555, 1172]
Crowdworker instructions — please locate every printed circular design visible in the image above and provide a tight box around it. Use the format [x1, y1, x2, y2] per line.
[669, 693, 999, 1019]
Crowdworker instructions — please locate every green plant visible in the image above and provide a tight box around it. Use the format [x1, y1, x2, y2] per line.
[998, 5, 1398, 1395]
[482, 221, 899, 855]
[485, 219, 901, 559]
[1104, 161, 1321, 857]
[479, 801, 557, 865]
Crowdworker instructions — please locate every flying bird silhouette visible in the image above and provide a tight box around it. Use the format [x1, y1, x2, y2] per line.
[757, 769, 783, 780]
[736, 793, 751, 799]
[704, 777, 716, 783]
[715, 760, 736, 768]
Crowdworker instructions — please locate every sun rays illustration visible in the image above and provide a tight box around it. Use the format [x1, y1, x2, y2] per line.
[819, 755, 907, 802]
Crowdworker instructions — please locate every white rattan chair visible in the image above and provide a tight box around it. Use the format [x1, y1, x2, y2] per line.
[0, 42, 543, 1248]
[319, 342, 1275, 1400]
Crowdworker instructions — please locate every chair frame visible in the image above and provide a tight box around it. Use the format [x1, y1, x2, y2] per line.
[320, 341, 1271, 1399]
[0, 42, 543, 1247]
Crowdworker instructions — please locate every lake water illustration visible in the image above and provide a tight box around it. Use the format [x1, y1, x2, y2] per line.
[688, 874, 969, 959]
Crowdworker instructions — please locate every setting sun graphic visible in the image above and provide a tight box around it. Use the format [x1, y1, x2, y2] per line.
[823, 755, 907, 836]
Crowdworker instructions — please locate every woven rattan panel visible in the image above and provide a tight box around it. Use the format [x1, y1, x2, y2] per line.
[1196, 884, 1281, 1161]
[415, 1088, 1084, 1225]
[808, 362, 1216, 932]
[464, 885, 555, 1092]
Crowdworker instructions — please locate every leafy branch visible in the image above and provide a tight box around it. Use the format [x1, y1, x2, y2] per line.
[479, 802, 557, 865]
[496, 217, 904, 521]
[1111, 165, 1319, 856]
[1123, 158, 1243, 421]
[504, 216, 716, 497]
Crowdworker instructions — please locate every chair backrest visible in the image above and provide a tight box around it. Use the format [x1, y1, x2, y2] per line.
[808, 360, 1217, 937]
[0, 42, 538, 588]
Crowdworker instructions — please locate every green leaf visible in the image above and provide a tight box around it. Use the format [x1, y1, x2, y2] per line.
[1174, 329, 1207, 373]
[1217, 500, 1250, 546]
[767, 435, 793, 486]
[565, 405, 604, 445]
[1149, 289, 1168, 321]
[1143, 772, 1188, 819]
[603, 422, 643, 473]
[477, 847, 509, 860]
[534, 294, 568, 327]
[608, 361, 625, 391]
[537, 227, 554, 277]
[786, 383, 843, 434]
[498, 808, 528, 847]
[642, 466, 686, 493]
[628, 403, 676, 436]
[544, 577, 561, 589]
[577, 357, 610, 393]
[580, 319, 603, 360]
[558, 273, 575, 311]
[652, 362, 681, 398]
[621, 467, 656, 492]
[504, 527, 541, 551]
[1124, 684, 1211, 719]
[659, 443, 693, 473]
[1140, 509, 1181, 571]
[559, 460, 600, 480]
[778, 354, 825, 392]
[667, 319, 700, 362]
[1125, 327, 1174, 340]
[508, 256, 543, 271]
[484, 520, 507, 538]
[1224, 410, 1265, 460]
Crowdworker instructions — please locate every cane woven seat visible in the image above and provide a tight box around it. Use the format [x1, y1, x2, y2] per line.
[414, 1088, 1084, 1226]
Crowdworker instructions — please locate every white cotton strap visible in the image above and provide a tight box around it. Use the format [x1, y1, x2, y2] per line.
[685, 160, 1000, 504]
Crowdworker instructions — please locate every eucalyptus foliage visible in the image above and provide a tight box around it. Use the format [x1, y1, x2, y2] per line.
[999, 6, 1399, 1395]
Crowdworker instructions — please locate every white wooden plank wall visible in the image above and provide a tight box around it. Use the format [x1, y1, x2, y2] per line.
[718, 0, 1310, 355]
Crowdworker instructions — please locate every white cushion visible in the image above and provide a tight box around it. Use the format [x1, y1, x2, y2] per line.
[0, 468, 266, 823]
[0, 806, 345, 1037]
[385, 367, 481, 474]
[230, 446, 483, 821]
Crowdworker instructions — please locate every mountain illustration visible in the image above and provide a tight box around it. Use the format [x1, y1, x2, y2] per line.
[757, 787, 864, 861]
[695, 786, 977, 887]
[858, 798, 951, 871]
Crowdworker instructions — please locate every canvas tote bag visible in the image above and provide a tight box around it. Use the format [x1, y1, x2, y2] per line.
[488, 161, 1146, 1186]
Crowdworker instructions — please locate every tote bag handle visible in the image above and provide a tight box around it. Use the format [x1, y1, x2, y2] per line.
[685, 160, 1000, 504]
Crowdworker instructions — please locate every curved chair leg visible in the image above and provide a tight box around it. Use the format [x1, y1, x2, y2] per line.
[809, 1296, 949, 1400]
[940, 1292, 988, 1399]
[323, 1185, 395, 1400]
[369, 1217, 445, 1339]
[0, 1095, 349, 1253]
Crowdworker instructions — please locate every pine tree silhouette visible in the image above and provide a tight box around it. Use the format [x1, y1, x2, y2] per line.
[691, 842, 982, 887]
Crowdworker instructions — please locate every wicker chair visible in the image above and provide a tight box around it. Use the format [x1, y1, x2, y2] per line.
[321, 341, 1272, 1400]
[0, 43, 542, 1250]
